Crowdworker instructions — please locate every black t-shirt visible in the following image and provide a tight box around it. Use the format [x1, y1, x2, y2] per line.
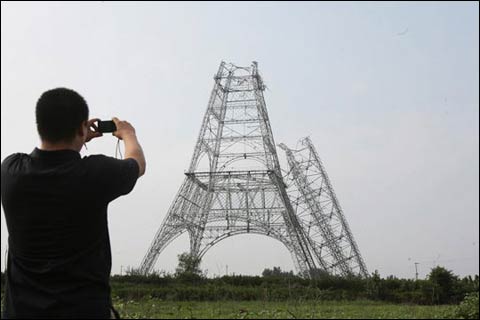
[1, 148, 139, 319]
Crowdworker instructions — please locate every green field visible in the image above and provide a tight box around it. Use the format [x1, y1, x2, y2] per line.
[112, 298, 456, 319]
[0, 294, 462, 319]
[3, 267, 478, 319]
[0, 294, 455, 319]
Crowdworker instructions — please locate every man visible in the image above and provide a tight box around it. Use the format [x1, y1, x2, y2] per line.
[1, 88, 146, 318]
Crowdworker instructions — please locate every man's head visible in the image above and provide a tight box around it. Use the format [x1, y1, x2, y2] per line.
[36, 88, 90, 150]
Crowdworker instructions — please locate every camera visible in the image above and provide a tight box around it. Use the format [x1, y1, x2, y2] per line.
[97, 120, 117, 133]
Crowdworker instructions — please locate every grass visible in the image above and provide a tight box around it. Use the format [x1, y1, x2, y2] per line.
[0, 292, 457, 319]
[112, 298, 456, 319]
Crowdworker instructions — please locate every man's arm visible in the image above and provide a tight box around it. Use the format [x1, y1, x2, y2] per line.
[112, 117, 146, 177]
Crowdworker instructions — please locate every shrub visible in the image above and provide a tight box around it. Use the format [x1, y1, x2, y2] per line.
[453, 292, 479, 319]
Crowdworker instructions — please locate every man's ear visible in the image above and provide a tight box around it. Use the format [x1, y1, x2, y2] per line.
[78, 121, 88, 137]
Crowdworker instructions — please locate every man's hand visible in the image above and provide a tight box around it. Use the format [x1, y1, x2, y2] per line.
[85, 118, 103, 143]
[112, 117, 136, 140]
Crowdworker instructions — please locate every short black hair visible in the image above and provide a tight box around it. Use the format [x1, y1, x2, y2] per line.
[36, 88, 89, 143]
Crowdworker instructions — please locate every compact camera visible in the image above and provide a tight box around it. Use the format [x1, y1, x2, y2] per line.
[97, 120, 117, 133]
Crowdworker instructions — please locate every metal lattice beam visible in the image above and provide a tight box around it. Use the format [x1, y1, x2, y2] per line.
[279, 138, 368, 277]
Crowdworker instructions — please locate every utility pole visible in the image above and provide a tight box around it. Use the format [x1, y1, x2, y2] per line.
[414, 262, 419, 281]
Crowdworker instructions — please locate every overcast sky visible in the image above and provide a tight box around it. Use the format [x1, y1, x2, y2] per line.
[1, 1, 478, 279]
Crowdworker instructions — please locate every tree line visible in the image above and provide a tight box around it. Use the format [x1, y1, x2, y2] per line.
[1, 263, 478, 306]
[105, 262, 478, 306]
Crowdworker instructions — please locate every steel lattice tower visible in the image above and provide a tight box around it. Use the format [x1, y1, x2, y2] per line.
[140, 62, 367, 278]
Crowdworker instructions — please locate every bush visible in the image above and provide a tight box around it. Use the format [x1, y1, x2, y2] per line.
[453, 292, 479, 319]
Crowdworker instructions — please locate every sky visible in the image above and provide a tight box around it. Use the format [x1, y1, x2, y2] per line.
[1, 1, 478, 279]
